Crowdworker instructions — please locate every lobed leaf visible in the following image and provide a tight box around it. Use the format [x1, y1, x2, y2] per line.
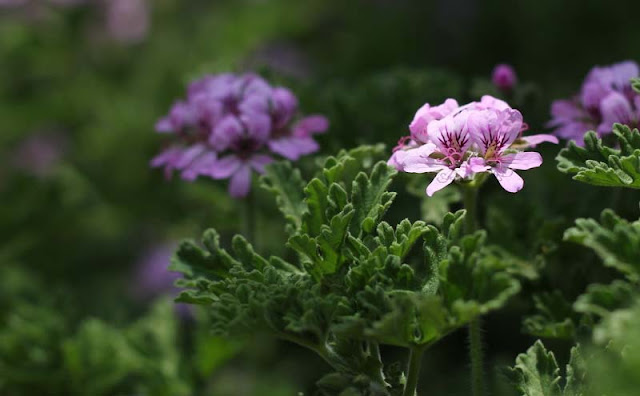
[556, 124, 640, 188]
[564, 209, 640, 281]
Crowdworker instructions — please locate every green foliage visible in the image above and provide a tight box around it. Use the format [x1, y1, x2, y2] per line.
[173, 148, 521, 394]
[522, 292, 578, 339]
[507, 340, 586, 396]
[587, 298, 640, 395]
[63, 299, 189, 396]
[564, 209, 640, 281]
[556, 124, 640, 188]
[632, 77, 640, 94]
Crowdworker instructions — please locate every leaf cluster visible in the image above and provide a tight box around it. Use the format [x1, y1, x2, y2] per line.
[556, 124, 640, 188]
[171, 147, 521, 394]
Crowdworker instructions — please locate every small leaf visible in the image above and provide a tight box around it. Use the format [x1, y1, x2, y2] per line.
[260, 161, 307, 233]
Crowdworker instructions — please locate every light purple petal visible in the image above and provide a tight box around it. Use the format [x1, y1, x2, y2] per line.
[501, 152, 543, 170]
[181, 152, 217, 181]
[293, 115, 329, 136]
[209, 155, 241, 179]
[426, 169, 456, 196]
[271, 87, 298, 128]
[492, 166, 524, 193]
[268, 137, 319, 160]
[242, 112, 272, 143]
[599, 91, 635, 131]
[155, 117, 173, 133]
[229, 164, 252, 198]
[249, 154, 274, 173]
[175, 144, 206, 169]
[211, 115, 243, 150]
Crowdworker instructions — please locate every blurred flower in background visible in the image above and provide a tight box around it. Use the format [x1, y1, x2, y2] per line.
[152, 72, 329, 197]
[132, 242, 190, 316]
[10, 132, 67, 178]
[492, 63, 517, 92]
[104, 0, 150, 44]
[548, 60, 639, 144]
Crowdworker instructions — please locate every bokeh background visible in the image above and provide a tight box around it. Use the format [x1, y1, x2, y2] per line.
[1, 0, 640, 395]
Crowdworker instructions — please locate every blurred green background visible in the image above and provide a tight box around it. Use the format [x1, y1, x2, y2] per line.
[1, 0, 639, 395]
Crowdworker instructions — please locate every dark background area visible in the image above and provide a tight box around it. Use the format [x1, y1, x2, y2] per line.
[1, 0, 639, 395]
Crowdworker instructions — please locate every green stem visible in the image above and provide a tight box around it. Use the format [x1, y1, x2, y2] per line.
[461, 184, 485, 396]
[462, 184, 478, 235]
[403, 346, 425, 396]
[244, 190, 256, 246]
[468, 317, 484, 396]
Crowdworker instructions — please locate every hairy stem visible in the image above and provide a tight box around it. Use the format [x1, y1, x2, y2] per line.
[403, 346, 425, 396]
[461, 184, 485, 396]
[462, 184, 478, 235]
[244, 190, 256, 247]
[468, 317, 485, 396]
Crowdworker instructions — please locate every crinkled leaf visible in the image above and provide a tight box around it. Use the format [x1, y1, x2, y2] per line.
[564, 209, 640, 281]
[523, 291, 577, 340]
[556, 124, 640, 188]
[260, 161, 307, 234]
[507, 340, 562, 396]
[350, 162, 397, 237]
[573, 280, 635, 318]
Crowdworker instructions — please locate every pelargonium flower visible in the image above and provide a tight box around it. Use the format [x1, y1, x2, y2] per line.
[548, 60, 639, 144]
[152, 72, 328, 197]
[492, 64, 517, 92]
[390, 96, 557, 196]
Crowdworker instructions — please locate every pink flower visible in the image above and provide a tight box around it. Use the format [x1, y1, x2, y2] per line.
[409, 99, 459, 143]
[467, 109, 543, 192]
[492, 64, 517, 92]
[390, 96, 555, 196]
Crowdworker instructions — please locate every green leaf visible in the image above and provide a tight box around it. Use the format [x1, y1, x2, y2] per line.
[632, 77, 640, 94]
[573, 280, 635, 318]
[507, 340, 562, 396]
[556, 124, 640, 188]
[349, 162, 397, 237]
[522, 291, 577, 340]
[260, 161, 307, 233]
[564, 209, 640, 281]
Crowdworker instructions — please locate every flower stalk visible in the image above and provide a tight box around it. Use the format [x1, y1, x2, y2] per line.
[461, 183, 485, 396]
[403, 346, 426, 396]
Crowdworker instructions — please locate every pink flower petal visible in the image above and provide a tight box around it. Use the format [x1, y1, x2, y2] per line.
[502, 152, 543, 170]
[468, 157, 490, 173]
[426, 168, 456, 196]
[520, 134, 559, 147]
[501, 152, 543, 170]
[492, 166, 524, 193]
[401, 144, 444, 173]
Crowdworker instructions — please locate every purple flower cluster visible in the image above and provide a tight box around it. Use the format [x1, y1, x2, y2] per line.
[548, 61, 640, 144]
[389, 96, 557, 196]
[151, 73, 328, 197]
